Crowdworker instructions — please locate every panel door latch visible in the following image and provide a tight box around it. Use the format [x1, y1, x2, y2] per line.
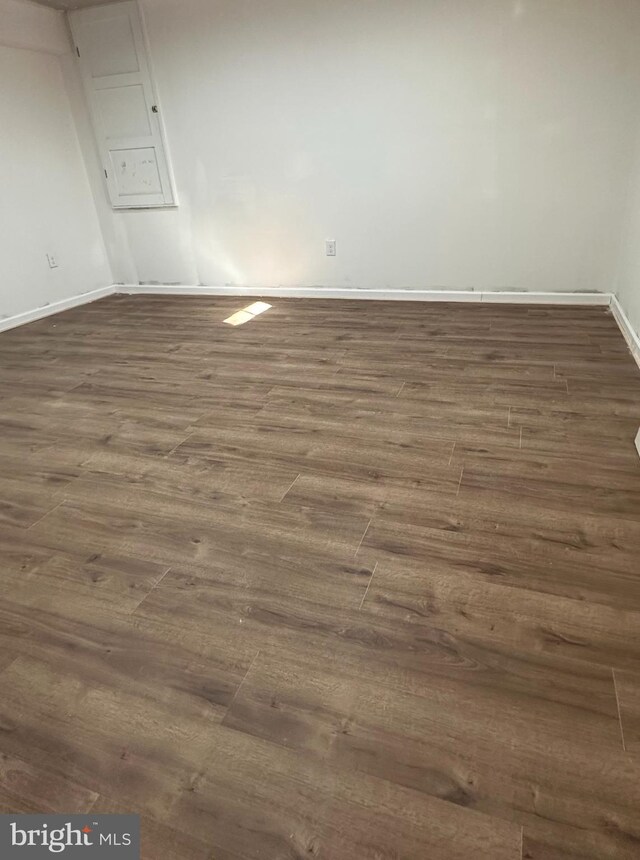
[151, 105, 158, 113]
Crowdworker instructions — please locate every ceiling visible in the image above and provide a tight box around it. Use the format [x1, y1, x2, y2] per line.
[30, 0, 116, 9]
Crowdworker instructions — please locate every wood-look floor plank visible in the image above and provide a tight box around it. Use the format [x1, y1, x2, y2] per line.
[0, 655, 226, 819]
[170, 717, 522, 860]
[461, 463, 640, 520]
[133, 555, 625, 721]
[222, 650, 640, 859]
[90, 796, 223, 860]
[359, 482, 640, 611]
[78, 448, 300, 506]
[0, 751, 97, 815]
[360, 556, 640, 672]
[0, 599, 254, 724]
[0, 551, 169, 614]
[0, 653, 522, 858]
[28, 482, 370, 569]
[1, 295, 640, 859]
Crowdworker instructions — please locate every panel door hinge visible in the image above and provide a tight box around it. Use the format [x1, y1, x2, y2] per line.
[76, 46, 80, 58]
[104, 169, 108, 179]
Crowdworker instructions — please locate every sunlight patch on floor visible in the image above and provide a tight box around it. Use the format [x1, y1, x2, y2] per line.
[223, 302, 272, 326]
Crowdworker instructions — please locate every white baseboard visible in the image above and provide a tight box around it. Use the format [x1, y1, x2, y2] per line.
[610, 299, 640, 461]
[0, 284, 623, 339]
[610, 295, 640, 370]
[117, 284, 612, 305]
[0, 285, 116, 334]
[480, 291, 611, 305]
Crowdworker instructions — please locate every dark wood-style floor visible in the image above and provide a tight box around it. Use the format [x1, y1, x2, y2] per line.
[1, 295, 640, 859]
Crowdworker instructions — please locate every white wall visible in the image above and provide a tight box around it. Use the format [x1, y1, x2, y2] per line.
[0, 0, 112, 323]
[92, 0, 640, 292]
[0, 0, 67, 54]
[614, 135, 640, 349]
[4, 0, 640, 307]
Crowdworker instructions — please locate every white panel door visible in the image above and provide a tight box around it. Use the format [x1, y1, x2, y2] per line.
[70, 1, 175, 208]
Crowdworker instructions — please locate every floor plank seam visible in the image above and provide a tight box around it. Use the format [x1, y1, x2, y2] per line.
[164, 430, 195, 458]
[224, 649, 261, 715]
[612, 668, 627, 752]
[456, 466, 464, 497]
[447, 441, 456, 466]
[353, 518, 372, 557]
[358, 561, 378, 611]
[24, 500, 64, 531]
[279, 473, 301, 503]
[130, 566, 172, 614]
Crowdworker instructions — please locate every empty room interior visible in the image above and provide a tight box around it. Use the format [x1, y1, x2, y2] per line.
[3, 0, 640, 857]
